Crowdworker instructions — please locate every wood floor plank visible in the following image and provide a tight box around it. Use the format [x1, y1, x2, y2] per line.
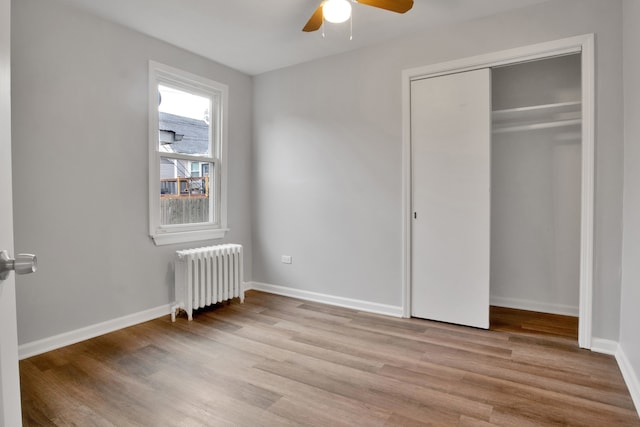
[242, 361, 393, 425]
[254, 355, 494, 420]
[20, 291, 640, 426]
[384, 413, 434, 426]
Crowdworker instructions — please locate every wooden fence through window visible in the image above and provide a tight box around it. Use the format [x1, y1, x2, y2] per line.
[160, 176, 210, 225]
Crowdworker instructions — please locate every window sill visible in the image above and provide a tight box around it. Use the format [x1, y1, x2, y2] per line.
[151, 228, 229, 246]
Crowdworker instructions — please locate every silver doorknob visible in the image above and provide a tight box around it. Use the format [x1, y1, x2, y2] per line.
[0, 250, 37, 281]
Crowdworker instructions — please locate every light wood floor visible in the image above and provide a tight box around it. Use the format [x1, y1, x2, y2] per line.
[20, 291, 639, 426]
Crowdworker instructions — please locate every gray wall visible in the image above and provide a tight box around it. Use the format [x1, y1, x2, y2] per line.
[253, 0, 624, 340]
[620, 0, 640, 390]
[11, 0, 253, 344]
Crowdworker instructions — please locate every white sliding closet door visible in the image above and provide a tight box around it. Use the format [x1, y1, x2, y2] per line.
[411, 69, 491, 329]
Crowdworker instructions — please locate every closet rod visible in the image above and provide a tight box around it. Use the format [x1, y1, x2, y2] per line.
[493, 119, 581, 134]
[492, 101, 581, 118]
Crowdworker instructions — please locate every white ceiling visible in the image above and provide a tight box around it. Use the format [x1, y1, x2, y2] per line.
[54, 0, 550, 75]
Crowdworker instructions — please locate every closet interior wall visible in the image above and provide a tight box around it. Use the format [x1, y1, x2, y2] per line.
[490, 54, 582, 317]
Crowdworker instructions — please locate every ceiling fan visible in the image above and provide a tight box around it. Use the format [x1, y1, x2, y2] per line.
[302, 0, 414, 32]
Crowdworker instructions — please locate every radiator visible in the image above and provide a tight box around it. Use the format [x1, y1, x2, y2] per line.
[172, 244, 244, 321]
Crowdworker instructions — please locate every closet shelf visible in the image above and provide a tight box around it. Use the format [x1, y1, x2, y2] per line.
[492, 101, 581, 134]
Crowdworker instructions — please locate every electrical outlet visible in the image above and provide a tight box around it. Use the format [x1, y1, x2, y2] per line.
[281, 255, 292, 264]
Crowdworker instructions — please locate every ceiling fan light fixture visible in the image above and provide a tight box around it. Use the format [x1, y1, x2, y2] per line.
[323, 0, 352, 24]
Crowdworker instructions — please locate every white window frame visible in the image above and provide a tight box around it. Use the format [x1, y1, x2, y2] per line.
[148, 61, 229, 246]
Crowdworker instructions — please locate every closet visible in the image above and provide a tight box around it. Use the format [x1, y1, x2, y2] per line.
[491, 54, 581, 318]
[410, 53, 582, 331]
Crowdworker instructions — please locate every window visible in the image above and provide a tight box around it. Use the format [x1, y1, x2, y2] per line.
[149, 61, 228, 245]
[190, 162, 201, 178]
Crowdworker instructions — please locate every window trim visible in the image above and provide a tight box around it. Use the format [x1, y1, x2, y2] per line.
[148, 61, 229, 246]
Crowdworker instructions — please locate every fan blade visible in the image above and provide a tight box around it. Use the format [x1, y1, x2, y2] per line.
[303, 3, 324, 32]
[356, 0, 413, 13]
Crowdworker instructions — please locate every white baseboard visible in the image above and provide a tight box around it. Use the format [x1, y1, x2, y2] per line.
[616, 344, 640, 417]
[590, 338, 640, 417]
[247, 281, 403, 318]
[591, 337, 619, 356]
[490, 296, 579, 316]
[18, 304, 173, 360]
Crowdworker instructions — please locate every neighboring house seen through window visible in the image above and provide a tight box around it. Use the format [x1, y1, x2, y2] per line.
[149, 61, 228, 245]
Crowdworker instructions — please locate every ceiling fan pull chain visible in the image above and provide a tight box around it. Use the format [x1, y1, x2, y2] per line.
[349, 12, 353, 40]
[322, 19, 326, 38]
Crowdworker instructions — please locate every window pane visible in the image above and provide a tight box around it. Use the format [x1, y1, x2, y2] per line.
[190, 162, 200, 177]
[158, 85, 211, 156]
[160, 156, 211, 225]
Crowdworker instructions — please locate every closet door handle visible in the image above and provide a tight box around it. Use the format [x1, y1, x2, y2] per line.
[0, 250, 37, 281]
